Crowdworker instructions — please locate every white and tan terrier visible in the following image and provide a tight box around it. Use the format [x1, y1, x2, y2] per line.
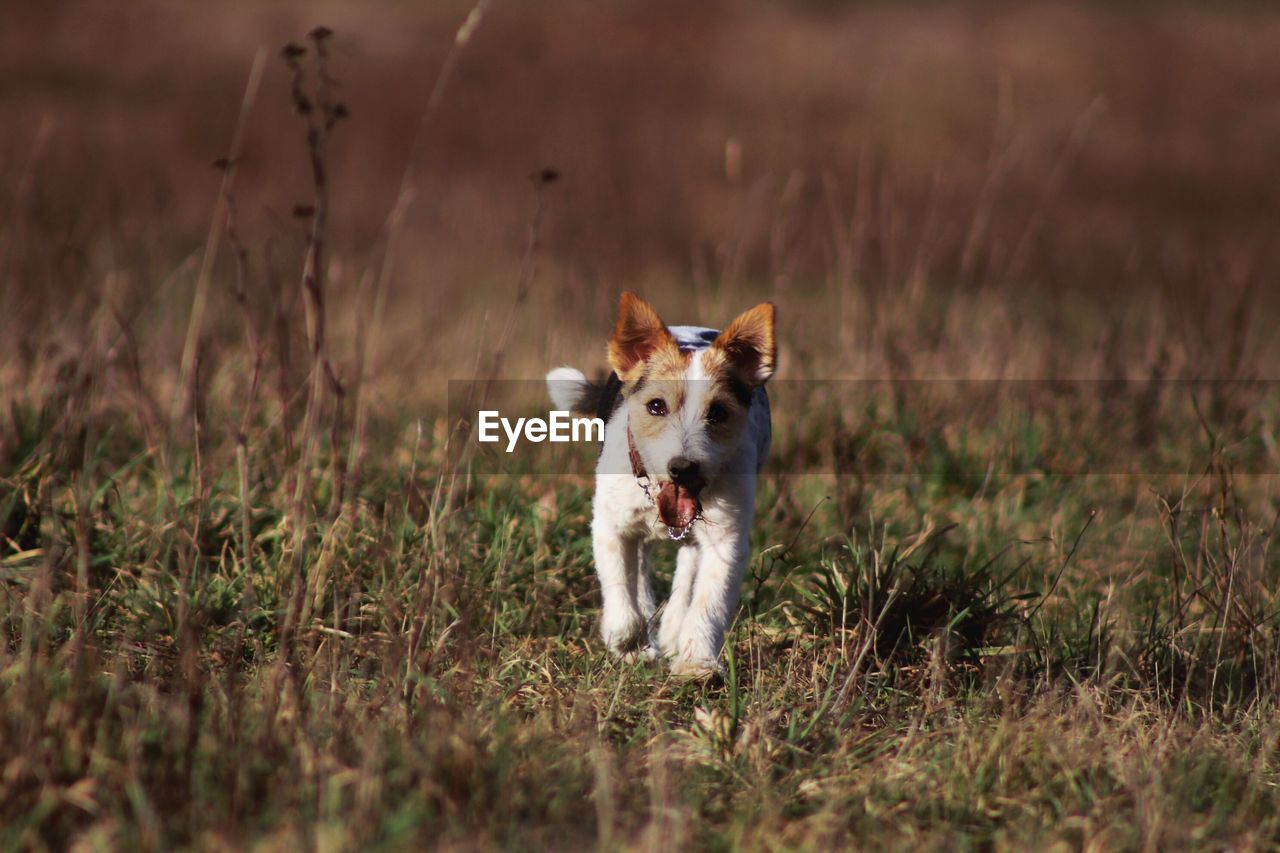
[547, 292, 775, 677]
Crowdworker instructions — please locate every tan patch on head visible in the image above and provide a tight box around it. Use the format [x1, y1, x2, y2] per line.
[628, 352, 753, 446]
[698, 347, 733, 383]
[627, 375, 688, 442]
[642, 345, 693, 380]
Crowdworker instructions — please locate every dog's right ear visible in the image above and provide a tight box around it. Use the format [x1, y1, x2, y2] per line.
[712, 302, 776, 386]
[608, 291, 676, 380]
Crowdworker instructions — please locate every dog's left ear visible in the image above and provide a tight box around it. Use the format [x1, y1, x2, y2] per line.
[712, 302, 776, 385]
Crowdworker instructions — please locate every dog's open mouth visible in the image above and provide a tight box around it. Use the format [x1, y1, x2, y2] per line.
[656, 482, 703, 540]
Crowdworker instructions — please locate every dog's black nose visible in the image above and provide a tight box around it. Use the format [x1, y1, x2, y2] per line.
[668, 457, 703, 487]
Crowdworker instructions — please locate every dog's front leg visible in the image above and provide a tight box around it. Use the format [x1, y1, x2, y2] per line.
[657, 543, 698, 656]
[668, 525, 750, 677]
[593, 530, 655, 657]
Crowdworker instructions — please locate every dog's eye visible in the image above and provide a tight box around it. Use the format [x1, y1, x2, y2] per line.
[646, 398, 668, 417]
[706, 402, 729, 424]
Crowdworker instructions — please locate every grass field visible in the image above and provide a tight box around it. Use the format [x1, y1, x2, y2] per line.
[4, 1, 1280, 849]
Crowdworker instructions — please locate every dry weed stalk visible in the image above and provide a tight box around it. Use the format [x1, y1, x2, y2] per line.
[174, 48, 267, 425]
[279, 27, 349, 658]
[218, 159, 265, 612]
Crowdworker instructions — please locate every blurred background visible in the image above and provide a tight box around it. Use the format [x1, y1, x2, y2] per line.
[3, 0, 1278, 411]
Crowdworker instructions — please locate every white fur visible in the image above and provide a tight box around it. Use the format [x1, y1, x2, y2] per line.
[546, 332, 772, 678]
[546, 366, 589, 412]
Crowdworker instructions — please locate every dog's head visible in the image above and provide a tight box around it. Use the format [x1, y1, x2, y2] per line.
[607, 292, 776, 533]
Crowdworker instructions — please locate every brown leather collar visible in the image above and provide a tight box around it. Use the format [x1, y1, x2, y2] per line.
[626, 428, 646, 481]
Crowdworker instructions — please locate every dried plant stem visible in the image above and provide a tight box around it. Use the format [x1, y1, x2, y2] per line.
[174, 48, 267, 425]
[345, 0, 492, 525]
[281, 29, 346, 655]
[223, 175, 264, 610]
[397, 0, 492, 199]
[486, 176, 549, 387]
[445, 174, 551, 520]
[343, 266, 381, 509]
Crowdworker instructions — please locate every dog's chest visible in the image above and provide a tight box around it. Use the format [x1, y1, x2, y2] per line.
[595, 472, 675, 540]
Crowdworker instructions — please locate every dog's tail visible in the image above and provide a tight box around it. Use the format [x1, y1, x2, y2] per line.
[546, 367, 607, 417]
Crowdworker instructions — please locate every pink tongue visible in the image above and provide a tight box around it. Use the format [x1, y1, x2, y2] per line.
[656, 483, 701, 530]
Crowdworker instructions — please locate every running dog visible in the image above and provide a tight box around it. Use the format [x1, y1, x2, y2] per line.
[546, 292, 775, 677]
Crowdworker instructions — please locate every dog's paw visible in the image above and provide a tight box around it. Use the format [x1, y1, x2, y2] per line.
[601, 612, 641, 644]
[669, 658, 723, 681]
[620, 645, 659, 665]
[601, 615, 652, 658]
[655, 620, 683, 659]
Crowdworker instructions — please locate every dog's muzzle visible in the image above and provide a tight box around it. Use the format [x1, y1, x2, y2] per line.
[628, 431, 704, 540]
